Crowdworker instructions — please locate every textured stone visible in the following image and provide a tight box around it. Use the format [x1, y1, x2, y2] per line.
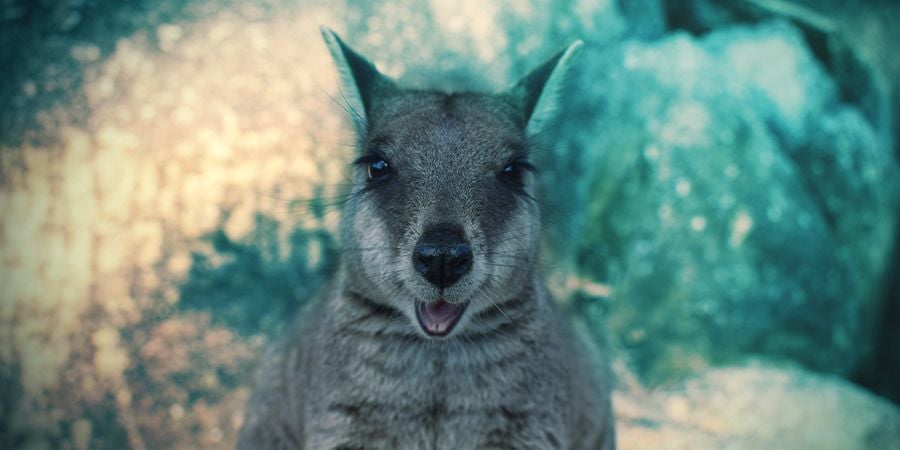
[616, 363, 900, 450]
[552, 20, 899, 383]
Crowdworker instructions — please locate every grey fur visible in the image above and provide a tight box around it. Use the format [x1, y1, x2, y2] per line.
[238, 28, 614, 450]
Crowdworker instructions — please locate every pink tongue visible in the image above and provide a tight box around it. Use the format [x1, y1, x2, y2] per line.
[419, 300, 465, 335]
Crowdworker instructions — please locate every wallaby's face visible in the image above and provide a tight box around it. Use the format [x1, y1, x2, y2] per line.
[342, 91, 540, 337]
[323, 29, 581, 339]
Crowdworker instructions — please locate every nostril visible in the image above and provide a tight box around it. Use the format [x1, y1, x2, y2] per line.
[450, 245, 473, 276]
[413, 245, 436, 276]
[454, 257, 472, 276]
[415, 254, 429, 271]
[438, 244, 472, 287]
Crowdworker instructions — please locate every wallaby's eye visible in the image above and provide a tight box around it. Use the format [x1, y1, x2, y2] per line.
[501, 163, 522, 182]
[498, 159, 534, 188]
[353, 153, 393, 184]
[366, 158, 391, 182]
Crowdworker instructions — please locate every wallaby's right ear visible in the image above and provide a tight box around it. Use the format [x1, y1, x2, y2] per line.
[506, 40, 583, 138]
[321, 27, 395, 131]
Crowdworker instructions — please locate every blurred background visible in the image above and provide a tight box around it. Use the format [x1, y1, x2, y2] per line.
[1, 0, 899, 448]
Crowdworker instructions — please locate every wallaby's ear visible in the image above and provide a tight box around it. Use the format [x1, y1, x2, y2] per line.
[507, 40, 583, 137]
[320, 27, 395, 131]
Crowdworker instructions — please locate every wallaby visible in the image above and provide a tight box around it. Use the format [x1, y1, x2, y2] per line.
[238, 27, 615, 450]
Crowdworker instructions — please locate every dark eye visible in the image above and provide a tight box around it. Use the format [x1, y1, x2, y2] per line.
[366, 158, 391, 182]
[353, 153, 393, 184]
[498, 160, 534, 188]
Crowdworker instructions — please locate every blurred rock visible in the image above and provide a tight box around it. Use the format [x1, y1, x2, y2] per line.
[661, 0, 898, 153]
[552, 20, 899, 383]
[616, 363, 900, 450]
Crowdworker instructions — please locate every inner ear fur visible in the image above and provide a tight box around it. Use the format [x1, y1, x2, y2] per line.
[506, 40, 584, 137]
[320, 27, 396, 132]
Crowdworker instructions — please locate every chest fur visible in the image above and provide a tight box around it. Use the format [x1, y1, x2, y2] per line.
[300, 313, 570, 449]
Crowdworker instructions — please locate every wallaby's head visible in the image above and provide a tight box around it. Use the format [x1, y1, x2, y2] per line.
[322, 28, 581, 339]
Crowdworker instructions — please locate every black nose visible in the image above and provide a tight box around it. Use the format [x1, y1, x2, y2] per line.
[413, 225, 473, 289]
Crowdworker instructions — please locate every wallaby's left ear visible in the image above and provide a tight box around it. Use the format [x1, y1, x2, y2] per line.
[321, 27, 395, 131]
[507, 40, 584, 137]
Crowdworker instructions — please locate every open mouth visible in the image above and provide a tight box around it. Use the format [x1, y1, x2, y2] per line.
[416, 300, 467, 337]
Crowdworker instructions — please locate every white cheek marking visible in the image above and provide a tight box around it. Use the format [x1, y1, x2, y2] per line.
[352, 202, 399, 298]
[482, 201, 540, 300]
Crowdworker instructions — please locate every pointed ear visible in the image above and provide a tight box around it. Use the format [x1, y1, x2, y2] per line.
[507, 40, 583, 137]
[320, 27, 395, 131]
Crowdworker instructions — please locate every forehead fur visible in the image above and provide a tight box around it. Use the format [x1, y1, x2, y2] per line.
[364, 92, 526, 161]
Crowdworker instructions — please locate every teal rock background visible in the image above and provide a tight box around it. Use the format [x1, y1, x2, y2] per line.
[1, 0, 898, 448]
[556, 18, 897, 384]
